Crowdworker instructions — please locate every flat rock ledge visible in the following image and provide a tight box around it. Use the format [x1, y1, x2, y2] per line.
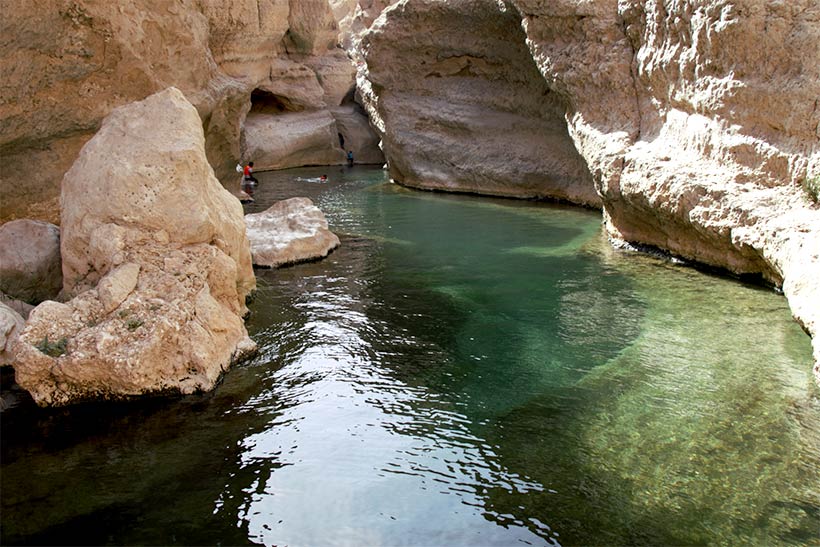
[245, 197, 341, 268]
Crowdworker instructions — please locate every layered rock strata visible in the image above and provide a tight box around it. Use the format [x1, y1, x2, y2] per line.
[358, 0, 820, 379]
[358, 0, 599, 205]
[13, 88, 257, 406]
[0, 0, 382, 224]
[245, 198, 341, 267]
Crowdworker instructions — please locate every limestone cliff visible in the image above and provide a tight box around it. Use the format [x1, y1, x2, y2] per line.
[0, 0, 383, 224]
[358, 0, 599, 205]
[357, 0, 820, 379]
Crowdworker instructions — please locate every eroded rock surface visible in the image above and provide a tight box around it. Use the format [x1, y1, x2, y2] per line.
[244, 110, 346, 170]
[331, 104, 385, 165]
[13, 88, 257, 407]
[0, 219, 62, 304]
[359, 0, 599, 205]
[245, 197, 341, 267]
[0, 303, 25, 366]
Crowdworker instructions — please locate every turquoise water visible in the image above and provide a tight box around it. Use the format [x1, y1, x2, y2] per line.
[2, 166, 818, 545]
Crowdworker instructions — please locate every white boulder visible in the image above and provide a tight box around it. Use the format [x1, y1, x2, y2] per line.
[245, 198, 341, 268]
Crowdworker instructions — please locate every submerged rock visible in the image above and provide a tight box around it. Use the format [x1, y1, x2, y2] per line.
[245, 197, 341, 268]
[0, 219, 62, 304]
[13, 88, 257, 407]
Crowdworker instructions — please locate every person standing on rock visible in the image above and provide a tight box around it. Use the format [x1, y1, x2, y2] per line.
[346, 150, 354, 166]
[244, 161, 258, 186]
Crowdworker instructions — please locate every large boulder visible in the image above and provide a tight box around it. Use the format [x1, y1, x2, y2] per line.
[13, 88, 257, 407]
[245, 197, 341, 267]
[238, 55, 384, 172]
[0, 219, 62, 304]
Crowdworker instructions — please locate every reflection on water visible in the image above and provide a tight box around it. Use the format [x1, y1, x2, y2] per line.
[1, 166, 818, 546]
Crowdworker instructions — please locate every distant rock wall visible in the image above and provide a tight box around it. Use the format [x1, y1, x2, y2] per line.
[358, 0, 599, 205]
[357, 0, 820, 379]
[0, 0, 382, 224]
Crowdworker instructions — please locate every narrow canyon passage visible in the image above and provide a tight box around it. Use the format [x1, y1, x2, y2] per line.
[2, 167, 817, 546]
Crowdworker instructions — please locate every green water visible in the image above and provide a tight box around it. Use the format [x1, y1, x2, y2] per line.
[1, 166, 818, 546]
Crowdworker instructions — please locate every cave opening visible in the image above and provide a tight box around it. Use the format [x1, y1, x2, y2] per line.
[249, 89, 304, 115]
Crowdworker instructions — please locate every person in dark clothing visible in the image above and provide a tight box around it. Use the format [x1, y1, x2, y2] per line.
[346, 150, 354, 166]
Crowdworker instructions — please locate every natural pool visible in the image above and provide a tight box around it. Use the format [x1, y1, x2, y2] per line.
[2, 166, 818, 546]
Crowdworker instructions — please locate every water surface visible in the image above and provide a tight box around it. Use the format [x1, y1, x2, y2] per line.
[2, 166, 818, 546]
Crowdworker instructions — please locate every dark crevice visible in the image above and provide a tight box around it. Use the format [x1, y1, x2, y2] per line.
[249, 89, 303, 115]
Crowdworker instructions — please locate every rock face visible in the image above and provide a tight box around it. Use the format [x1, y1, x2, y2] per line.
[245, 198, 341, 267]
[0, 292, 34, 320]
[0, 219, 62, 304]
[13, 88, 257, 407]
[244, 110, 346, 170]
[0, 303, 25, 366]
[0, 0, 383, 224]
[334, 0, 394, 55]
[358, 0, 599, 205]
[331, 104, 386, 164]
[357, 0, 820, 379]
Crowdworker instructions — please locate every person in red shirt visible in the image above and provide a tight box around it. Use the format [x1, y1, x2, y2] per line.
[243, 161, 258, 185]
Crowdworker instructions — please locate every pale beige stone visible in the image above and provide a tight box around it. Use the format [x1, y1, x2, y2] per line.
[97, 263, 141, 315]
[0, 292, 35, 320]
[13, 88, 258, 406]
[330, 105, 385, 164]
[245, 197, 341, 268]
[0, 0, 369, 222]
[242, 110, 346, 170]
[0, 302, 25, 366]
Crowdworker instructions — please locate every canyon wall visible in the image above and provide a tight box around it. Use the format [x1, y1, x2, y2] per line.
[357, 0, 820, 378]
[0, 0, 382, 224]
[358, 0, 599, 205]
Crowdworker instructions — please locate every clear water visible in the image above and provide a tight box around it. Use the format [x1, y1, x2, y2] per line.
[2, 166, 818, 546]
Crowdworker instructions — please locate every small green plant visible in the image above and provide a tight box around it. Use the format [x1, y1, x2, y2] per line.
[35, 336, 68, 357]
[803, 175, 820, 204]
[118, 309, 131, 318]
[126, 318, 144, 331]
